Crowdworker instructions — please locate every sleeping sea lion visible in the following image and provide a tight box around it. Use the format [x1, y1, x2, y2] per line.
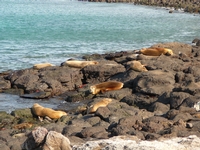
[61, 60, 98, 68]
[33, 63, 55, 69]
[140, 47, 173, 56]
[126, 60, 148, 72]
[90, 81, 123, 95]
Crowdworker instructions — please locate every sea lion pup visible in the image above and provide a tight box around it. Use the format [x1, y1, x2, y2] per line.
[140, 47, 173, 56]
[13, 122, 33, 130]
[33, 63, 55, 69]
[90, 81, 124, 95]
[62, 60, 99, 68]
[32, 103, 67, 120]
[88, 98, 112, 113]
[126, 60, 148, 72]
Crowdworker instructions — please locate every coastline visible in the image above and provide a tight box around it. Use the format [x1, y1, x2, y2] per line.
[87, 0, 200, 14]
[1, 40, 200, 149]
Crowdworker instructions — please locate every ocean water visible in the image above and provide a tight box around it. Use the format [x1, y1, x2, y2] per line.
[0, 0, 200, 72]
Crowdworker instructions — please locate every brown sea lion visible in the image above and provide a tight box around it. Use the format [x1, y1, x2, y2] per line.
[61, 60, 98, 68]
[13, 122, 33, 130]
[88, 98, 112, 113]
[90, 81, 123, 95]
[32, 103, 67, 120]
[126, 60, 148, 72]
[33, 63, 55, 69]
[140, 47, 173, 56]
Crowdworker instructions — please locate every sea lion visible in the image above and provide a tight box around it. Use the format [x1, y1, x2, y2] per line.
[33, 63, 55, 69]
[61, 60, 99, 68]
[13, 122, 33, 130]
[126, 60, 148, 72]
[88, 98, 112, 113]
[32, 103, 67, 120]
[140, 47, 173, 56]
[90, 81, 124, 95]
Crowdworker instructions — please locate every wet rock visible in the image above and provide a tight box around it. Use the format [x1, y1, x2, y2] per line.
[0, 76, 11, 90]
[21, 91, 52, 99]
[196, 40, 200, 46]
[0, 111, 15, 129]
[3, 88, 24, 95]
[11, 108, 33, 119]
[65, 90, 94, 102]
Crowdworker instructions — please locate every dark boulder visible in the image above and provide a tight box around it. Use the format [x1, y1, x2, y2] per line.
[132, 70, 175, 96]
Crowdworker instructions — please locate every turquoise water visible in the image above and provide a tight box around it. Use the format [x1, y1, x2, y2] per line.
[0, 0, 200, 72]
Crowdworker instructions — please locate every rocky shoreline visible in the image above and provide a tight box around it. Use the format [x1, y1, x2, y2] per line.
[86, 0, 200, 14]
[1, 39, 200, 149]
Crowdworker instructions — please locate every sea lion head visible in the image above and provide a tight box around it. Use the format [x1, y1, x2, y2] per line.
[33, 103, 41, 108]
[93, 61, 99, 65]
[165, 49, 173, 56]
[89, 85, 96, 94]
[102, 98, 113, 104]
[126, 61, 148, 72]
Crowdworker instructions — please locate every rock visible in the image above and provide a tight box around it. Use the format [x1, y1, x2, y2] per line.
[102, 88, 132, 100]
[120, 95, 135, 106]
[196, 40, 200, 46]
[192, 38, 200, 44]
[139, 54, 185, 72]
[81, 60, 126, 83]
[0, 77, 11, 90]
[21, 91, 52, 99]
[43, 131, 71, 150]
[3, 88, 24, 95]
[172, 112, 193, 122]
[13, 74, 39, 92]
[62, 125, 84, 137]
[0, 143, 9, 150]
[11, 108, 33, 119]
[133, 70, 175, 96]
[5, 66, 84, 96]
[148, 102, 170, 115]
[95, 107, 111, 121]
[152, 42, 192, 56]
[169, 92, 190, 109]
[0, 111, 15, 129]
[79, 126, 107, 138]
[72, 135, 200, 150]
[22, 127, 71, 150]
